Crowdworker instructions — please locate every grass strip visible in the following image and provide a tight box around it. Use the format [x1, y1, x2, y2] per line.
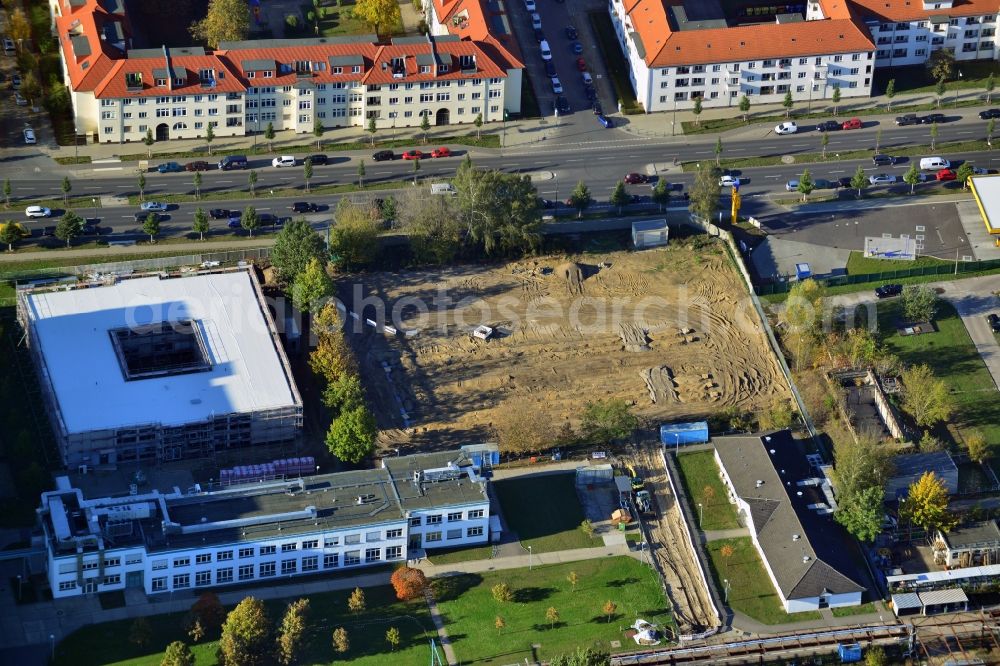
[588, 12, 643, 115]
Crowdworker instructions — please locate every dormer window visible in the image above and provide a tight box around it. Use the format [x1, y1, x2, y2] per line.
[172, 77, 185, 86]
[279, 63, 292, 73]
[156, 78, 167, 87]
[440, 64, 449, 73]
[263, 71, 273, 78]
[125, 72, 143, 90]
[333, 66, 342, 74]
[420, 65, 430, 74]
[247, 71, 255, 78]
[352, 65, 361, 73]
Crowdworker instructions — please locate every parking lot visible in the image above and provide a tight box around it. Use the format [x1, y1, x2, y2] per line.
[507, 0, 615, 121]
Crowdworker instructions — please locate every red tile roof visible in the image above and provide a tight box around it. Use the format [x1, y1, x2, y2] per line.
[94, 53, 246, 98]
[53, 0, 129, 92]
[431, 0, 524, 66]
[847, 0, 999, 22]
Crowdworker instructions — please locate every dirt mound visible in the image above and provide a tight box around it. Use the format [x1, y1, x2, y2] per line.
[555, 261, 585, 294]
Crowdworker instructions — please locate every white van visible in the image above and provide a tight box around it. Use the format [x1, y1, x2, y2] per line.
[539, 40, 552, 61]
[430, 183, 457, 195]
[919, 157, 950, 170]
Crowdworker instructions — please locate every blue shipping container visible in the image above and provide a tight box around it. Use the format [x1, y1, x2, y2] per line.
[796, 262, 811, 280]
[659, 422, 709, 447]
[837, 643, 862, 663]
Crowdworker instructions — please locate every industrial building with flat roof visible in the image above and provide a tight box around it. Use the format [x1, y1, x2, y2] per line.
[17, 268, 302, 467]
[39, 449, 492, 598]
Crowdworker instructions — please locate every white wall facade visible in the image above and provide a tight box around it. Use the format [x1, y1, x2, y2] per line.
[97, 93, 245, 143]
[871, 14, 1000, 68]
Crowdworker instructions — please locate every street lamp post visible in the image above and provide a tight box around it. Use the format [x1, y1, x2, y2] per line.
[50, 634, 55, 661]
[92, 197, 97, 222]
[723, 578, 730, 603]
[15, 574, 22, 601]
[698, 503, 703, 528]
[528, 545, 533, 571]
[671, 101, 677, 136]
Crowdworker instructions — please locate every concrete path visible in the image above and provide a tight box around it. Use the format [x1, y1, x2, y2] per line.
[423, 588, 458, 665]
[702, 528, 749, 542]
[728, 601, 892, 637]
[0, 238, 274, 263]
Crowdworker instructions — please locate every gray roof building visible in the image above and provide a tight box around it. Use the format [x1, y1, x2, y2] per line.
[886, 451, 959, 501]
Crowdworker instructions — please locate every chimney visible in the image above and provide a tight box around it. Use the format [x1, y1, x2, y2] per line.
[162, 45, 174, 90]
[426, 33, 438, 77]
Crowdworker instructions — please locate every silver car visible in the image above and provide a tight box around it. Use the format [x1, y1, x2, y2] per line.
[868, 174, 897, 185]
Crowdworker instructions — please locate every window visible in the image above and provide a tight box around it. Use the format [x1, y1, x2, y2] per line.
[448, 512, 463, 522]
[426, 515, 442, 525]
[281, 559, 297, 575]
[196, 554, 211, 564]
[302, 540, 318, 550]
[151, 577, 167, 592]
[386, 528, 403, 539]
[324, 536, 340, 547]
[217, 568, 233, 584]
[366, 531, 381, 542]
[344, 551, 361, 566]
[156, 108, 169, 118]
[467, 526, 484, 537]
[103, 575, 121, 586]
[172, 108, 186, 117]
[345, 534, 361, 545]
[195, 571, 211, 587]
[152, 559, 168, 571]
[409, 516, 421, 527]
[302, 556, 318, 572]
[386, 545, 403, 559]
[173, 557, 190, 568]
[239, 547, 254, 559]
[125, 555, 142, 566]
[260, 562, 276, 578]
[425, 531, 442, 543]
[419, 93, 433, 103]
[281, 543, 298, 553]
[447, 529, 462, 540]
[260, 545, 277, 556]
[323, 553, 339, 568]
[59, 581, 77, 591]
[239, 565, 254, 581]
[173, 574, 190, 589]
[217, 550, 233, 562]
[365, 548, 381, 563]
[104, 558, 121, 568]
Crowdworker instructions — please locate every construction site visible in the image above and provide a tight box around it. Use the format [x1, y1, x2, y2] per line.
[344, 244, 790, 450]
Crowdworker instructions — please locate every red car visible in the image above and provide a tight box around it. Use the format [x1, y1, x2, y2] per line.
[402, 150, 423, 160]
[624, 172, 648, 184]
[431, 146, 451, 158]
[936, 168, 957, 181]
[576, 57, 587, 71]
[841, 117, 862, 130]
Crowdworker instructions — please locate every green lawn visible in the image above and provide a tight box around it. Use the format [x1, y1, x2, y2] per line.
[847, 251, 952, 275]
[434, 556, 667, 664]
[675, 451, 741, 530]
[831, 601, 879, 617]
[705, 538, 822, 625]
[876, 62, 1000, 95]
[879, 300, 1000, 444]
[54, 585, 436, 666]
[428, 544, 495, 565]
[493, 473, 602, 553]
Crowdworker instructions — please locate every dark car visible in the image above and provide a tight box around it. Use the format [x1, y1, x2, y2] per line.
[665, 182, 684, 192]
[875, 284, 904, 299]
[895, 114, 920, 126]
[624, 172, 648, 184]
[837, 176, 853, 188]
[921, 113, 946, 124]
[592, 101, 603, 116]
[544, 60, 557, 77]
[157, 162, 183, 173]
[81, 222, 103, 235]
[534, 28, 545, 42]
[816, 120, 840, 132]
[981, 109, 1000, 120]
[306, 154, 328, 165]
[584, 86, 597, 101]
[555, 96, 570, 113]
[134, 211, 160, 223]
[565, 26, 577, 39]
[43, 226, 55, 237]
[291, 202, 318, 213]
[209, 208, 231, 219]
[989, 313, 1000, 332]
[227, 212, 242, 228]
[872, 154, 896, 166]
[536, 197, 554, 209]
[259, 213, 289, 227]
[372, 150, 394, 162]
[184, 161, 211, 171]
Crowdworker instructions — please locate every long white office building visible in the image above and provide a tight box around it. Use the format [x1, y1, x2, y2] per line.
[39, 449, 492, 599]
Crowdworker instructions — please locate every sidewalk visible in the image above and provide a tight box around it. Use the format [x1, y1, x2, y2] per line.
[0, 238, 274, 264]
[728, 601, 892, 637]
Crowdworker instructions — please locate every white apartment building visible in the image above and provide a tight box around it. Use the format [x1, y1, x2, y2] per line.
[39, 450, 492, 599]
[866, 13, 998, 67]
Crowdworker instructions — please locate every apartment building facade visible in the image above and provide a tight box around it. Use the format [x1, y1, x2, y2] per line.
[40, 450, 492, 599]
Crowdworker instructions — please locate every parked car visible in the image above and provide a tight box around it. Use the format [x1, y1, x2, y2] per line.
[544, 60, 557, 77]
[596, 114, 611, 128]
[209, 209, 230, 219]
[981, 109, 1000, 120]
[534, 28, 545, 42]
[936, 168, 957, 181]
[531, 13, 542, 29]
[140, 201, 168, 212]
[271, 155, 296, 167]
[430, 146, 451, 158]
[581, 71, 593, 86]
[259, 213, 289, 227]
[372, 150, 395, 161]
[841, 117, 862, 130]
[719, 175, 739, 187]
[972, 166, 992, 175]
[10, 73, 20, 89]
[872, 154, 896, 166]
[875, 284, 903, 298]
[565, 26, 577, 39]
[157, 162, 183, 173]
[537, 197, 555, 209]
[815, 120, 840, 132]
[81, 222, 103, 236]
[592, 101, 603, 116]
[22, 127, 35, 144]
[540, 40, 552, 60]
[306, 154, 328, 165]
[576, 57, 587, 71]
[2, 37, 14, 54]
[25, 205, 51, 218]
[814, 178, 835, 189]
[571, 41, 583, 54]
[989, 313, 1000, 333]
[524, 0, 535, 10]
[556, 96, 570, 113]
[785, 179, 800, 192]
[895, 114, 920, 126]
[837, 176, 853, 188]
[402, 150, 423, 160]
[227, 211, 242, 228]
[184, 161, 211, 171]
[774, 121, 797, 135]
[584, 85, 597, 101]
[624, 172, 648, 184]
[551, 77, 563, 94]
[868, 173, 898, 185]
[291, 202, 318, 213]
[42, 226, 55, 237]
[13, 92, 26, 106]
[135, 211, 160, 223]
[921, 113, 946, 124]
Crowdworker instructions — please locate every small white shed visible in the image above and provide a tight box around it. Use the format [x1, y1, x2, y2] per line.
[631, 219, 669, 249]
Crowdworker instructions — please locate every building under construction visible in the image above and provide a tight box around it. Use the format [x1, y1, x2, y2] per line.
[17, 268, 302, 468]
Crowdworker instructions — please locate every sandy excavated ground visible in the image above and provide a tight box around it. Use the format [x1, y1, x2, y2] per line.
[343, 244, 789, 450]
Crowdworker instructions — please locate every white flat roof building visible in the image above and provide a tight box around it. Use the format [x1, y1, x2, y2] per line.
[18, 269, 302, 466]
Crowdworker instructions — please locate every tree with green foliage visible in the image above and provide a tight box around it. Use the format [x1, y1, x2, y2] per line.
[689, 162, 720, 222]
[568, 180, 592, 218]
[366, 116, 377, 145]
[357, 159, 366, 188]
[831, 84, 841, 115]
[193, 171, 203, 199]
[248, 169, 258, 197]
[55, 210, 83, 247]
[19, 71, 40, 107]
[935, 77, 947, 109]
[474, 112, 483, 139]
[820, 132, 829, 159]
[219, 597, 271, 666]
[3, 178, 11, 208]
[714, 136, 723, 165]
[581, 399, 638, 443]
[379, 195, 397, 226]
[264, 122, 276, 151]
[412, 156, 421, 184]
[276, 598, 310, 666]
[142, 212, 160, 242]
[143, 128, 155, 158]
[160, 641, 195, 666]
[550, 647, 612, 666]
[271, 218, 326, 284]
[903, 162, 921, 194]
[348, 587, 366, 614]
[189, 592, 226, 636]
[385, 626, 400, 651]
[989, 118, 996, 147]
[609, 180, 629, 214]
[420, 113, 431, 142]
[782, 90, 794, 118]
[865, 646, 887, 666]
[903, 284, 938, 322]
[928, 49, 956, 82]
[850, 164, 868, 198]
[0, 222, 21, 251]
[987, 73, 996, 104]
[7, 8, 30, 50]
[692, 96, 702, 126]
[331, 627, 349, 654]
[885, 78, 896, 110]
[739, 94, 751, 122]
[491, 582, 513, 603]
[240, 205, 260, 238]
[399, 191, 462, 264]
[191, 207, 210, 241]
[326, 405, 377, 463]
[966, 430, 990, 464]
[61, 176, 72, 206]
[292, 257, 332, 314]
[313, 117, 324, 149]
[831, 431, 894, 507]
[930, 121, 939, 150]
[329, 199, 381, 269]
[875, 127, 883, 153]
[322, 372, 364, 415]
[902, 364, 954, 427]
[204, 123, 215, 155]
[796, 169, 814, 202]
[190, 0, 250, 48]
[835, 485, 884, 543]
[303, 157, 313, 193]
[900, 471, 956, 534]
[651, 178, 670, 212]
[545, 606, 560, 629]
[352, 0, 401, 37]
[956, 161, 975, 189]
[137, 171, 146, 202]
[451, 167, 541, 255]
